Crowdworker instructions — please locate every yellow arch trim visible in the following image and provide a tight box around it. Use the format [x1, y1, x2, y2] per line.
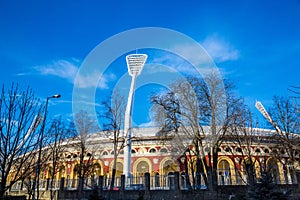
[159, 157, 180, 175]
[241, 156, 261, 184]
[218, 156, 237, 185]
[133, 157, 152, 175]
[93, 160, 104, 176]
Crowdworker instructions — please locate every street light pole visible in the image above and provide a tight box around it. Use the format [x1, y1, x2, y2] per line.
[32, 94, 61, 200]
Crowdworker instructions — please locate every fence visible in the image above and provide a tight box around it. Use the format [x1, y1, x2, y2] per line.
[11, 170, 286, 192]
[8, 173, 300, 200]
[10, 173, 209, 193]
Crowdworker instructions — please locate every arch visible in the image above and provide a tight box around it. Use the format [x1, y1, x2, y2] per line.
[138, 147, 147, 154]
[72, 162, 80, 179]
[217, 157, 234, 185]
[108, 158, 123, 178]
[131, 149, 136, 154]
[264, 148, 270, 154]
[254, 148, 262, 153]
[241, 157, 260, 184]
[160, 148, 168, 153]
[47, 166, 53, 179]
[149, 148, 157, 153]
[152, 172, 160, 188]
[159, 157, 180, 175]
[266, 158, 280, 184]
[285, 159, 297, 184]
[235, 147, 243, 153]
[91, 161, 103, 177]
[133, 158, 152, 176]
[224, 146, 232, 153]
[86, 152, 92, 157]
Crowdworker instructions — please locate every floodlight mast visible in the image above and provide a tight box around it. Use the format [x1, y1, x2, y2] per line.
[255, 101, 281, 133]
[123, 54, 147, 184]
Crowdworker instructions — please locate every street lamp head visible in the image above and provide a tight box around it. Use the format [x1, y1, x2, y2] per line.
[52, 94, 61, 99]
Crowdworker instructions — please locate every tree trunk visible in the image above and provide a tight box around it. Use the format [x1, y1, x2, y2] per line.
[110, 153, 117, 190]
[0, 181, 5, 197]
[212, 146, 219, 191]
[184, 154, 191, 189]
[110, 168, 116, 190]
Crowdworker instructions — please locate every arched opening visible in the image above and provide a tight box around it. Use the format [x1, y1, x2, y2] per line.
[108, 161, 123, 187]
[162, 160, 180, 175]
[241, 157, 260, 185]
[136, 161, 149, 176]
[109, 162, 123, 177]
[149, 148, 156, 153]
[218, 160, 231, 185]
[58, 165, 65, 179]
[153, 172, 160, 188]
[284, 161, 297, 184]
[160, 159, 180, 188]
[267, 158, 280, 184]
[160, 148, 168, 153]
[135, 160, 150, 184]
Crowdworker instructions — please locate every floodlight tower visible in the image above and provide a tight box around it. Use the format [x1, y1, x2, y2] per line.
[123, 54, 147, 182]
[255, 101, 281, 132]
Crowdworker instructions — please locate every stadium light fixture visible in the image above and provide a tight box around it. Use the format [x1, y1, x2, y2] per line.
[123, 54, 147, 184]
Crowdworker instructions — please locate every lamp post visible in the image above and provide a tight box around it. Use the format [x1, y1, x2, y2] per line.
[32, 94, 61, 200]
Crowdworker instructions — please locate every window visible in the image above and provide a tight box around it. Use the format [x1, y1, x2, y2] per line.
[149, 148, 156, 153]
[264, 148, 270, 154]
[225, 147, 231, 152]
[102, 151, 108, 155]
[171, 148, 179, 153]
[160, 148, 168, 153]
[236, 147, 242, 153]
[218, 160, 231, 185]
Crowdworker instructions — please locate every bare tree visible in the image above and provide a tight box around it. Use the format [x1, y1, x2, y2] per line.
[151, 90, 194, 188]
[267, 96, 300, 182]
[44, 117, 74, 200]
[269, 96, 300, 150]
[100, 91, 126, 190]
[0, 84, 43, 197]
[151, 72, 240, 191]
[288, 85, 300, 113]
[225, 103, 267, 185]
[73, 110, 98, 191]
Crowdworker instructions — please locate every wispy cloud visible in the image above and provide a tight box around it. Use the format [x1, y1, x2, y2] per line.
[76, 72, 116, 89]
[201, 35, 239, 63]
[148, 35, 239, 76]
[33, 59, 78, 83]
[33, 59, 116, 89]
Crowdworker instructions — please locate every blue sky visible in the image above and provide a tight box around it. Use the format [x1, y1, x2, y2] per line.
[0, 0, 299, 127]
